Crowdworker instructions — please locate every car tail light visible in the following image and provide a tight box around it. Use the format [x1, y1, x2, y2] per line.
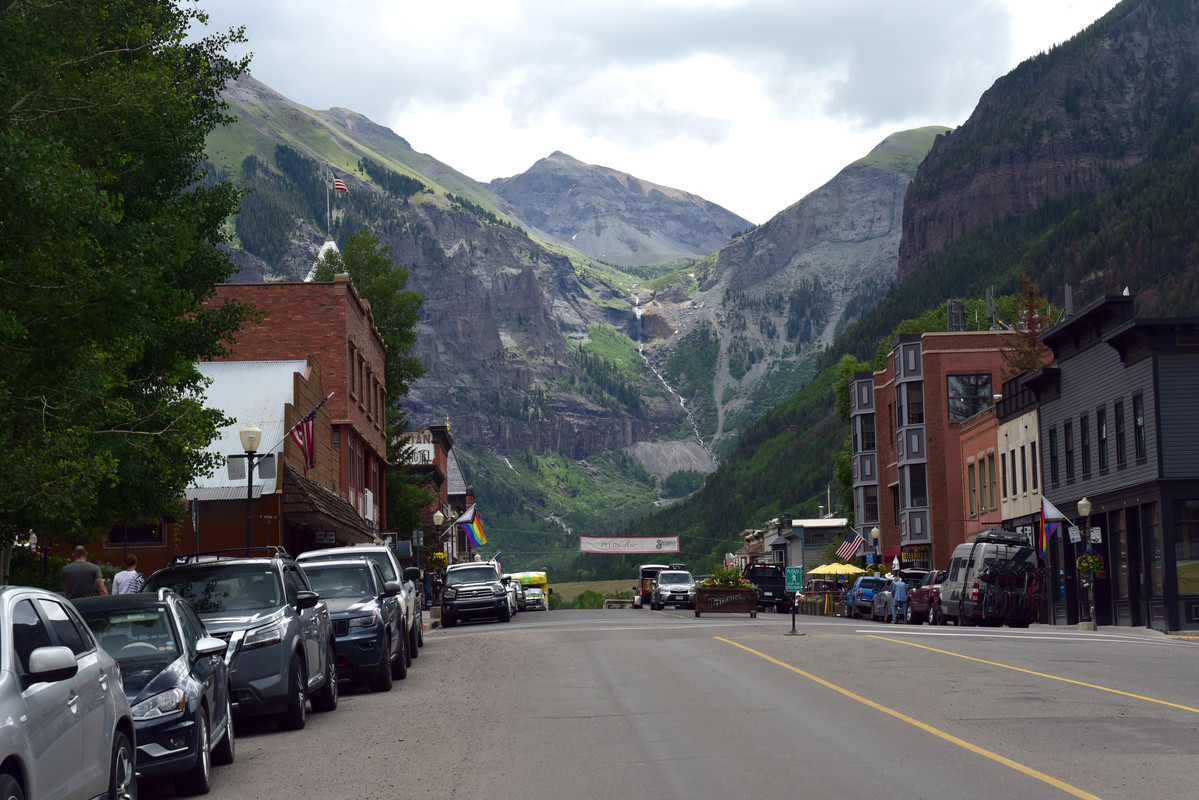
[970, 581, 979, 603]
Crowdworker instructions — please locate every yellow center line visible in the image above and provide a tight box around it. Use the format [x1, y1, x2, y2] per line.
[867, 634, 1199, 714]
[715, 636, 1103, 800]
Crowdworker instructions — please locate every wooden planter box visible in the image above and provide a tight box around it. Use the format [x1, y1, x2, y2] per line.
[694, 586, 758, 617]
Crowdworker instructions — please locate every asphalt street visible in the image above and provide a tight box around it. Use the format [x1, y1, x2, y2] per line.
[149, 609, 1199, 800]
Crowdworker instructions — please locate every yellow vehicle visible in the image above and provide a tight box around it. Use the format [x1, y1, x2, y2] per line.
[510, 571, 550, 610]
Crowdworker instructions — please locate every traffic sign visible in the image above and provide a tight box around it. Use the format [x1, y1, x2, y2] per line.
[785, 566, 804, 592]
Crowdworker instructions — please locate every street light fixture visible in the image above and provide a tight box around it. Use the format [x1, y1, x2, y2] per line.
[239, 423, 262, 550]
[871, 527, 880, 570]
[1078, 496, 1094, 624]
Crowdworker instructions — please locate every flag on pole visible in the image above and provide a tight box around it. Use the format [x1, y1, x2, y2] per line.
[1039, 496, 1067, 559]
[333, 175, 350, 194]
[836, 531, 866, 561]
[456, 505, 487, 547]
[287, 392, 333, 474]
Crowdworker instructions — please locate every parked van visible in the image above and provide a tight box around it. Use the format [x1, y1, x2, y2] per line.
[632, 564, 670, 608]
[940, 530, 1042, 628]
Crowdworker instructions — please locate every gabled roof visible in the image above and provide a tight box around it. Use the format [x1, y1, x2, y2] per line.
[187, 360, 309, 497]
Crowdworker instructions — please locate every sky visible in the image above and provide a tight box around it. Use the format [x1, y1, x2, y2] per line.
[195, 0, 1123, 224]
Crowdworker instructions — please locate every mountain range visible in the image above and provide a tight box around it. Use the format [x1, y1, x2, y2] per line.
[206, 0, 1199, 575]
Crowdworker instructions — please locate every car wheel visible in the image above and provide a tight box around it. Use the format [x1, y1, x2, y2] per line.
[416, 612, 425, 648]
[499, 604, 512, 622]
[0, 774, 24, 800]
[392, 627, 408, 680]
[905, 603, 915, 625]
[310, 645, 339, 712]
[409, 617, 420, 658]
[109, 729, 137, 800]
[211, 691, 235, 766]
[441, 612, 455, 627]
[175, 711, 211, 795]
[276, 654, 307, 730]
[369, 638, 394, 692]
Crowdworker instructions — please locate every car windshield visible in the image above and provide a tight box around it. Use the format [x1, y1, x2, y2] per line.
[658, 571, 693, 584]
[79, 605, 177, 658]
[303, 550, 398, 581]
[525, 588, 544, 597]
[303, 564, 375, 598]
[746, 566, 781, 578]
[145, 564, 282, 613]
[446, 566, 499, 586]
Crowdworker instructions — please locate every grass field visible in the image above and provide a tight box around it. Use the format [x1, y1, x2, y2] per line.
[551, 579, 637, 603]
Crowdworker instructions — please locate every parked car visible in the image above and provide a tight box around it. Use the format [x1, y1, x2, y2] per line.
[743, 563, 790, 613]
[940, 530, 1042, 628]
[75, 589, 235, 794]
[0, 585, 137, 800]
[144, 546, 339, 730]
[632, 563, 670, 608]
[523, 587, 548, 611]
[299, 558, 407, 691]
[507, 576, 527, 611]
[847, 576, 888, 619]
[650, 569, 697, 610]
[441, 561, 512, 625]
[297, 543, 423, 661]
[906, 569, 946, 624]
[500, 574, 520, 617]
[870, 579, 895, 622]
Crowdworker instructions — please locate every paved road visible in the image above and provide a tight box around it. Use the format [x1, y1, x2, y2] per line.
[146, 609, 1199, 799]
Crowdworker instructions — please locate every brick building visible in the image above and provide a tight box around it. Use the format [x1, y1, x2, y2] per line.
[210, 275, 388, 530]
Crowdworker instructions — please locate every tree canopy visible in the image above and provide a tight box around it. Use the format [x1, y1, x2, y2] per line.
[0, 2, 255, 545]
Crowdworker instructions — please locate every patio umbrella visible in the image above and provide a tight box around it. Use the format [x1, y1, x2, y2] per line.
[825, 563, 865, 575]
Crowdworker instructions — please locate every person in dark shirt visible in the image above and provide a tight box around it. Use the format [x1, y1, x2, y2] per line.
[61, 545, 108, 599]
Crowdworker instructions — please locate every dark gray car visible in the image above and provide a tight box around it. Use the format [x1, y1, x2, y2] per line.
[144, 547, 339, 730]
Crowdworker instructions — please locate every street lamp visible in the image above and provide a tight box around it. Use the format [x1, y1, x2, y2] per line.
[871, 527, 880, 571]
[1078, 496, 1094, 624]
[239, 423, 262, 550]
[433, 509, 454, 564]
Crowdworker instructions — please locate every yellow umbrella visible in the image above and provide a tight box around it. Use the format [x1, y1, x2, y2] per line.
[824, 563, 865, 575]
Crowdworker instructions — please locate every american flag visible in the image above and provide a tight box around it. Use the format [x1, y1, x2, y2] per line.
[288, 392, 333, 474]
[333, 175, 350, 193]
[836, 531, 866, 562]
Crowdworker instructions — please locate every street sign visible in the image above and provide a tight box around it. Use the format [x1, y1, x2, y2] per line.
[1068, 525, 1082, 543]
[785, 566, 804, 592]
[1089, 526, 1102, 543]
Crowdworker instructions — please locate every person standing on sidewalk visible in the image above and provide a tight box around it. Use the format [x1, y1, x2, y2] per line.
[112, 554, 145, 594]
[891, 574, 908, 623]
[61, 546, 108, 599]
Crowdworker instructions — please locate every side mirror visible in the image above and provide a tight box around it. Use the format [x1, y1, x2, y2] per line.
[403, 566, 421, 583]
[296, 590, 320, 611]
[196, 636, 228, 658]
[27, 645, 78, 685]
[382, 580, 403, 597]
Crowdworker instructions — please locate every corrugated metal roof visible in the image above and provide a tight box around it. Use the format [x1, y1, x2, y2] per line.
[446, 448, 468, 495]
[192, 361, 309, 493]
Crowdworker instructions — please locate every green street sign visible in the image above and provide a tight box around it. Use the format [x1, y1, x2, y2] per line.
[785, 566, 804, 592]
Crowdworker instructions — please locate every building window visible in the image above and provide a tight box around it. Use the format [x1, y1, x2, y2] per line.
[906, 383, 924, 425]
[1114, 401, 1126, 465]
[347, 345, 357, 397]
[1048, 428, 1059, 484]
[1009, 449, 1017, 495]
[906, 464, 928, 508]
[1080, 413, 1091, 477]
[979, 456, 988, 511]
[968, 462, 977, 517]
[862, 414, 876, 452]
[1000, 451, 1008, 499]
[1019, 446, 1027, 494]
[1097, 407, 1108, 469]
[1030, 441, 1038, 490]
[1145, 503, 1162, 595]
[1064, 421, 1075, 480]
[106, 522, 165, 547]
[947, 374, 992, 421]
[987, 453, 997, 509]
[863, 485, 879, 523]
[1133, 393, 1146, 459]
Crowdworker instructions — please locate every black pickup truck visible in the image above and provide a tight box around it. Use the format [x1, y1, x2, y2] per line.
[743, 563, 790, 613]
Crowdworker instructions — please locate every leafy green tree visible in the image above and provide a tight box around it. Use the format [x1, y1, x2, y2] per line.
[0, 1, 255, 554]
[310, 229, 431, 531]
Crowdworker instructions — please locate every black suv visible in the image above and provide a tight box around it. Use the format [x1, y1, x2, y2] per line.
[144, 547, 339, 730]
[743, 563, 790, 613]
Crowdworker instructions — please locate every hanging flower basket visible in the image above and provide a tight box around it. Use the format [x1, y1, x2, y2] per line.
[1076, 551, 1104, 576]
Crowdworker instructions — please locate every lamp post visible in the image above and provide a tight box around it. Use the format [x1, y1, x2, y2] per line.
[1078, 496, 1094, 624]
[871, 527, 880, 571]
[240, 423, 262, 550]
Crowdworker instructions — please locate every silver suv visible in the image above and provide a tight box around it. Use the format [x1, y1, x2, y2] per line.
[651, 570, 697, 610]
[144, 547, 339, 730]
[0, 585, 137, 799]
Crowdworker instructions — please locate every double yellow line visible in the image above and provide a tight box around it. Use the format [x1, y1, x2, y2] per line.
[716, 635, 1152, 800]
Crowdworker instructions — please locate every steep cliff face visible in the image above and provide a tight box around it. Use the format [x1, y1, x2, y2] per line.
[490, 151, 751, 267]
[898, 0, 1199, 281]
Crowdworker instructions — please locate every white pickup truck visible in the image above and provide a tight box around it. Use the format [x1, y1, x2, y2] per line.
[297, 544, 424, 660]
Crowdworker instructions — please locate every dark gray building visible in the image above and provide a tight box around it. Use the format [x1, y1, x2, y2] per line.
[1033, 296, 1199, 632]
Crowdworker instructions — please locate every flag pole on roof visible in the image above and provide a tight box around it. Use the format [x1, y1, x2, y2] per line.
[256, 392, 335, 473]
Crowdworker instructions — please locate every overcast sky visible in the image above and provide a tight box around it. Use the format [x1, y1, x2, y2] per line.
[196, 0, 1122, 223]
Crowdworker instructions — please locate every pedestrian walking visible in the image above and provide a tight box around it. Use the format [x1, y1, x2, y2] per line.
[111, 553, 146, 594]
[61, 545, 108, 599]
[892, 574, 908, 623]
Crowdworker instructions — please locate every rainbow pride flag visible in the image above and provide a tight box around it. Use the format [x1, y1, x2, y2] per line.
[1039, 496, 1067, 559]
[456, 505, 487, 547]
